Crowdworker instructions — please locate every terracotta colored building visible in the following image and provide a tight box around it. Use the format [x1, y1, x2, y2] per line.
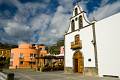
[9, 43, 47, 69]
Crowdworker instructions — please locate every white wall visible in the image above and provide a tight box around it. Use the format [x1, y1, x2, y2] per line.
[65, 25, 95, 68]
[96, 13, 120, 77]
[80, 26, 95, 67]
[65, 31, 78, 67]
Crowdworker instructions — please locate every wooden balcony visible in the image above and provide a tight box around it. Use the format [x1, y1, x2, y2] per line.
[71, 40, 82, 50]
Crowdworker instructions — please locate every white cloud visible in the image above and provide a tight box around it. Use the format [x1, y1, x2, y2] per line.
[29, 4, 72, 45]
[4, 21, 32, 39]
[50, 6, 70, 36]
[31, 14, 51, 31]
[0, 0, 120, 45]
[88, 1, 120, 21]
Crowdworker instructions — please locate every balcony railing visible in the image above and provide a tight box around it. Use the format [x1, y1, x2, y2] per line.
[71, 40, 82, 50]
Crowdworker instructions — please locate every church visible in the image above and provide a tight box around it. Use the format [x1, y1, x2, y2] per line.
[64, 4, 120, 77]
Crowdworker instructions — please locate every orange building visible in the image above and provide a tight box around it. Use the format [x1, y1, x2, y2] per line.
[9, 43, 47, 69]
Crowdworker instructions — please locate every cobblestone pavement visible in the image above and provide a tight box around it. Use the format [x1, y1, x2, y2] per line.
[3, 69, 120, 80]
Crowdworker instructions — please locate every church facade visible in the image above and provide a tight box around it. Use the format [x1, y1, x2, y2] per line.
[64, 4, 120, 77]
[64, 5, 97, 75]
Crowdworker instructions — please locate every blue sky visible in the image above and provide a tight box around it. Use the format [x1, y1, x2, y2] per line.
[0, 0, 120, 45]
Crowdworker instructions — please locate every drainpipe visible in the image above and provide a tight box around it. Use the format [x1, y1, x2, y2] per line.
[92, 22, 98, 74]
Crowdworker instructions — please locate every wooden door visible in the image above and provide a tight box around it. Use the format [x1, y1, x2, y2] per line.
[73, 51, 84, 74]
[78, 57, 84, 73]
[74, 59, 78, 72]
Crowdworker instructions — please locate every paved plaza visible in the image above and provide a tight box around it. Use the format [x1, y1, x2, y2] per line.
[3, 69, 119, 80]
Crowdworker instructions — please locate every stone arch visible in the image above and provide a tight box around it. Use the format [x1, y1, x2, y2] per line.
[73, 50, 84, 73]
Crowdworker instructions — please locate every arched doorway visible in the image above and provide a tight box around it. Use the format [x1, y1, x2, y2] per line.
[73, 50, 84, 74]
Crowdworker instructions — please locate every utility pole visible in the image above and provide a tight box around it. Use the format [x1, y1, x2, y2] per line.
[92, 22, 98, 74]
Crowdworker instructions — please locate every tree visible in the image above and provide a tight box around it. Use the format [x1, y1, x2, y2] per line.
[57, 40, 64, 47]
[48, 39, 64, 55]
[0, 42, 17, 49]
[48, 46, 59, 55]
[0, 56, 6, 70]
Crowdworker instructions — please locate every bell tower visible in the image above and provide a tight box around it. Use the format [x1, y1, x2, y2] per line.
[66, 4, 91, 34]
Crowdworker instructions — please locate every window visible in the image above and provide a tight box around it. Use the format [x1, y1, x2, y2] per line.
[35, 54, 39, 58]
[33, 62, 36, 65]
[30, 53, 33, 58]
[41, 54, 43, 57]
[75, 34, 80, 44]
[39, 48, 42, 50]
[19, 61, 23, 64]
[29, 62, 32, 65]
[79, 15, 83, 29]
[42, 47, 45, 50]
[19, 53, 24, 59]
[71, 20, 75, 32]
[34, 54, 36, 57]
[75, 8, 78, 16]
